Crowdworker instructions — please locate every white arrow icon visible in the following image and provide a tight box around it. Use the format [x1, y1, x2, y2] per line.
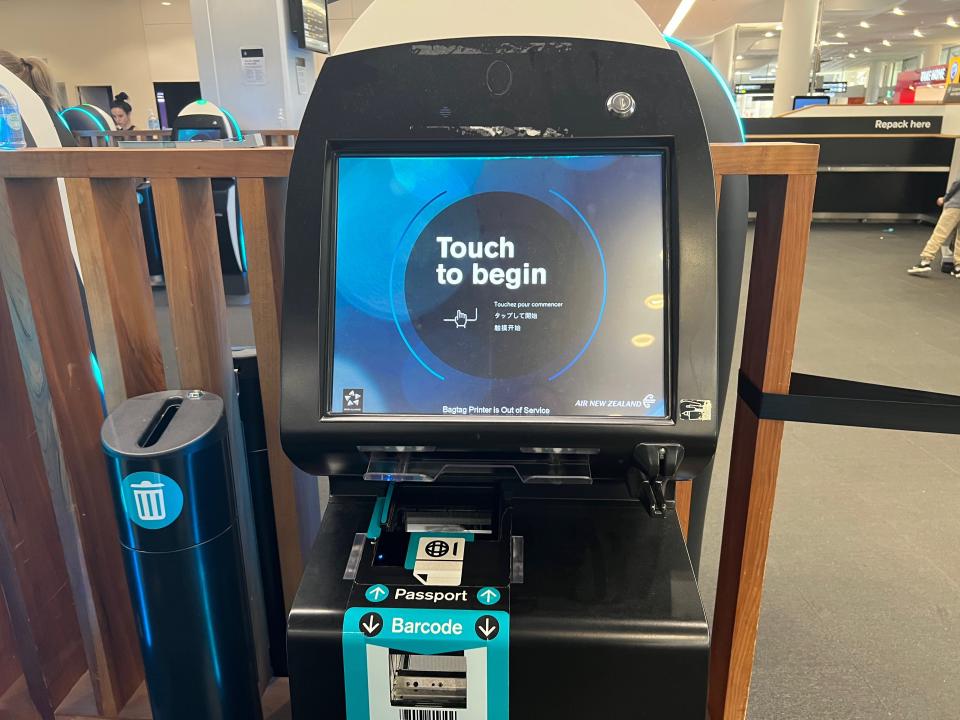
[369, 586, 386, 600]
[479, 619, 496, 638]
[362, 618, 380, 634]
[480, 589, 497, 603]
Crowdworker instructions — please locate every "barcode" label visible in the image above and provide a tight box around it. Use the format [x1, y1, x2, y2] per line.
[399, 709, 458, 720]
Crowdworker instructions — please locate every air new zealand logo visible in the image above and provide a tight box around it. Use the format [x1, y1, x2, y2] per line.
[343, 388, 364, 413]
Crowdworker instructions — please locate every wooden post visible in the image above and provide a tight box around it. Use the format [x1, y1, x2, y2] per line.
[152, 177, 272, 687]
[0, 593, 20, 699]
[66, 178, 165, 410]
[707, 172, 817, 720]
[674, 482, 692, 540]
[151, 178, 233, 394]
[238, 177, 304, 609]
[0, 178, 144, 716]
[0, 268, 87, 720]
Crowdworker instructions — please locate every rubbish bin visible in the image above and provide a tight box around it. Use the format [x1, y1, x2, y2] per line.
[101, 390, 263, 720]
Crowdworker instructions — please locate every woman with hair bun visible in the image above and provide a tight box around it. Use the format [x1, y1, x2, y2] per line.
[110, 91, 135, 130]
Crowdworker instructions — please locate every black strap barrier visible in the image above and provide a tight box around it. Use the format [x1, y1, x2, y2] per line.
[738, 371, 960, 435]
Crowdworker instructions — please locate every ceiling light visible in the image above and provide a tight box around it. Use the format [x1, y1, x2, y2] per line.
[663, 0, 697, 36]
[775, 24, 783, 31]
[836, 31, 846, 38]
[859, 21, 871, 29]
[882, 39, 892, 46]
[864, 46, 872, 53]
[161, 1, 171, 4]
[764, 31, 776, 37]
[848, 52, 857, 58]
[948, 17, 959, 28]
[891, 7, 905, 16]
[736, 54, 744, 60]
[913, 28, 924, 38]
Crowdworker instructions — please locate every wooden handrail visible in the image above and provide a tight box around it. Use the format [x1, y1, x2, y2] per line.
[0, 147, 293, 178]
[0, 141, 818, 720]
[710, 141, 818, 175]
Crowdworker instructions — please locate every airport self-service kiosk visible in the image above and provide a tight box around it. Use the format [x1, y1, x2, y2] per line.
[60, 103, 116, 138]
[281, 2, 744, 717]
[170, 100, 248, 293]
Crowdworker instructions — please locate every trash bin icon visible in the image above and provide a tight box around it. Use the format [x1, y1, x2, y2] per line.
[131, 480, 167, 522]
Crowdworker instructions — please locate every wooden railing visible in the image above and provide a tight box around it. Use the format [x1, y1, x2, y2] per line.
[71, 129, 300, 148]
[0, 142, 818, 720]
[257, 129, 299, 147]
[72, 129, 173, 147]
[0, 147, 296, 719]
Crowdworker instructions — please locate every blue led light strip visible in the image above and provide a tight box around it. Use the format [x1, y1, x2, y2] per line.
[238, 214, 248, 271]
[61, 105, 109, 138]
[89, 352, 105, 397]
[221, 106, 243, 141]
[664, 35, 746, 142]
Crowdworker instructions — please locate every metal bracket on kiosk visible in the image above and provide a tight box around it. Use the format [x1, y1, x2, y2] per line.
[631, 443, 685, 518]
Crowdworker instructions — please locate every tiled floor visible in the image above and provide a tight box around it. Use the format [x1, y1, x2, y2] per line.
[150, 221, 960, 719]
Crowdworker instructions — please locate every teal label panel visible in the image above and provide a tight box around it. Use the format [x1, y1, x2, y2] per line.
[343, 606, 509, 720]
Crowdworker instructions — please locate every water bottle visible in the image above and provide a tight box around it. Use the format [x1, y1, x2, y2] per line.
[147, 110, 160, 130]
[276, 107, 286, 129]
[0, 84, 26, 150]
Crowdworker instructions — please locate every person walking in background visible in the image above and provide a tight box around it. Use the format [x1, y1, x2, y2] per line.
[110, 92, 135, 130]
[908, 177, 960, 276]
[0, 51, 75, 146]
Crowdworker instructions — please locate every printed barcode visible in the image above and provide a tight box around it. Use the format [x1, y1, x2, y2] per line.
[398, 709, 458, 720]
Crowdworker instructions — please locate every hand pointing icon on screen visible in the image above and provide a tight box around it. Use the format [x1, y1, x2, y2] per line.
[444, 308, 478, 329]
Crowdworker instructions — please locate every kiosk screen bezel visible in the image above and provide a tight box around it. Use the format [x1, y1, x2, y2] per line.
[319, 138, 679, 426]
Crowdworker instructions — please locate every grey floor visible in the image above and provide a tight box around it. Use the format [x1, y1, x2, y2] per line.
[698, 222, 960, 719]
[153, 222, 960, 719]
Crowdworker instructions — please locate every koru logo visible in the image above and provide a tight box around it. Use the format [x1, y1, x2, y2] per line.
[424, 540, 451, 558]
[343, 388, 364, 413]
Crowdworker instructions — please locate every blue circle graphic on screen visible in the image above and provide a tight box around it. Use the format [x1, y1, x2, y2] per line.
[120, 471, 184, 530]
[397, 191, 605, 380]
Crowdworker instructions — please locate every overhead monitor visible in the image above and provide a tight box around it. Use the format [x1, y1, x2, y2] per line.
[820, 81, 848, 94]
[290, 0, 330, 54]
[792, 95, 830, 110]
[328, 149, 669, 419]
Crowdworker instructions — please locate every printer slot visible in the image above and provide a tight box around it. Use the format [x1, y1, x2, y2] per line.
[404, 510, 493, 535]
[390, 650, 467, 709]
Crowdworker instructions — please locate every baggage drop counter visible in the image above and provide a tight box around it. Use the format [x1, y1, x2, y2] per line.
[746, 104, 960, 221]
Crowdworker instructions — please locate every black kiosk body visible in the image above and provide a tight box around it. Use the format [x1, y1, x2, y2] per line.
[282, 2, 741, 717]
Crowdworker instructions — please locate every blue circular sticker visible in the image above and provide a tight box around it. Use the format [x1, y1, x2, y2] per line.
[477, 587, 501, 606]
[365, 584, 389, 603]
[120, 471, 184, 530]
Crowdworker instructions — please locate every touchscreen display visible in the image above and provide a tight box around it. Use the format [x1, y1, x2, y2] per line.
[330, 152, 667, 418]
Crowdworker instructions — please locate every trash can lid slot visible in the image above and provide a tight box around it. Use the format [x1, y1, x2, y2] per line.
[101, 390, 226, 458]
